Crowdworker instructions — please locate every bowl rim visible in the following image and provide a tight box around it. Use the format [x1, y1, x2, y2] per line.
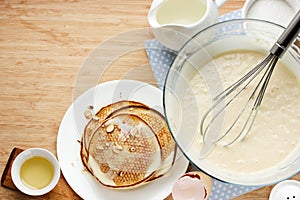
[177, 18, 288, 54]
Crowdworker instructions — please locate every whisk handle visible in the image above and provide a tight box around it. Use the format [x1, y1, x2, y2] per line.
[270, 10, 300, 58]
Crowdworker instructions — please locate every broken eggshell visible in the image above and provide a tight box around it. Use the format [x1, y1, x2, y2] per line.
[172, 171, 213, 200]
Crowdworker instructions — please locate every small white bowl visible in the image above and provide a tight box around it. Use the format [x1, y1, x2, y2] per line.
[11, 148, 60, 196]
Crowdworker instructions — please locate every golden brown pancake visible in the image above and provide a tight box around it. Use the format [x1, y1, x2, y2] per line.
[81, 100, 176, 188]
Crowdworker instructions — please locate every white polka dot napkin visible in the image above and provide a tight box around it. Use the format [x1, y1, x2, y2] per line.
[145, 9, 260, 200]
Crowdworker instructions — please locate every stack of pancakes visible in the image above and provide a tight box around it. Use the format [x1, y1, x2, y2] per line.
[81, 100, 176, 188]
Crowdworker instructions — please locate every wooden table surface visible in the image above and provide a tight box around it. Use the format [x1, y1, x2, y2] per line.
[1, 0, 299, 199]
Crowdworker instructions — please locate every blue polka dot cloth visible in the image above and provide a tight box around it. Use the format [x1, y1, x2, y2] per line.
[145, 10, 261, 200]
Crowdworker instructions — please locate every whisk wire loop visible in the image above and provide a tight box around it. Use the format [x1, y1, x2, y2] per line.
[201, 54, 274, 144]
[219, 55, 279, 146]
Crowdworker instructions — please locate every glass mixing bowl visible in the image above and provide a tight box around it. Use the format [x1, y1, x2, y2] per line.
[163, 19, 300, 186]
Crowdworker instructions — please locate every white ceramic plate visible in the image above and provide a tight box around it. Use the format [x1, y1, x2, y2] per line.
[57, 80, 189, 200]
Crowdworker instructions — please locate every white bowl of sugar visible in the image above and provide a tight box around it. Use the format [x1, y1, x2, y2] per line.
[242, 0, 300, 27]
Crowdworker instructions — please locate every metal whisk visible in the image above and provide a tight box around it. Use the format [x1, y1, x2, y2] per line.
[200, 11, 300, 158]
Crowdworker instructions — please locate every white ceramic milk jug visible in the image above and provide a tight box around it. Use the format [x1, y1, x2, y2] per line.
[148, 0, 226, 51]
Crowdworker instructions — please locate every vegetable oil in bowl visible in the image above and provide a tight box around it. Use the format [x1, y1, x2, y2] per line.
[20, 156, 54, 189]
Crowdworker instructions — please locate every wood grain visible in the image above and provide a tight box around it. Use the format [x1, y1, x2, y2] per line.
[1, 0, 298, 199]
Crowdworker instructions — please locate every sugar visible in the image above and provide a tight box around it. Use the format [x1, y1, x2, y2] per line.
[246, 0, 298, 27]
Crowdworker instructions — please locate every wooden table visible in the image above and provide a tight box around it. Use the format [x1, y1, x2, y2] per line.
[1, 0, 299, 199]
